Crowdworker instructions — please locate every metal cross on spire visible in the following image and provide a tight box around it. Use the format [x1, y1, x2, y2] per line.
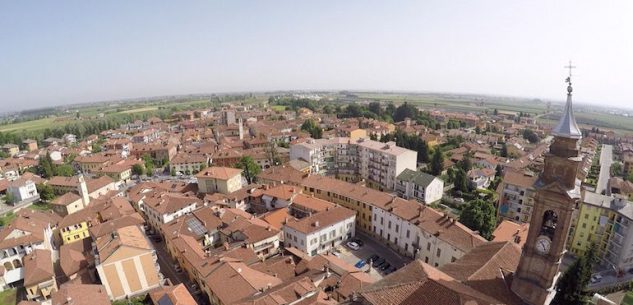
[564, 60, 576, 84]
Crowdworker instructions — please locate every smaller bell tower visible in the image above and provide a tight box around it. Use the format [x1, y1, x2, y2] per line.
[511, 63, 582, 305]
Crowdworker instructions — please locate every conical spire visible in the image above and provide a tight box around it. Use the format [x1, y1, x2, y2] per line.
[551, 64, 582, 139]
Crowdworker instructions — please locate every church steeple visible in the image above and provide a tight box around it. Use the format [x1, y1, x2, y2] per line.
[551, 61, 582, 139]
[511, 64, 583, 305]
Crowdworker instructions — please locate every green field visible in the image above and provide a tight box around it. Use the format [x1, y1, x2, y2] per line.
[271, 105, 286, 112]
[0, 117, 63, 133]
[0, 289, 16, 305]
[354, 93, 548, 116]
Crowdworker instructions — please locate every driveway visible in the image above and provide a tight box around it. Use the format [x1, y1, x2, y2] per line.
[596, 145, 613, 195]
[335, 231, 412, 280]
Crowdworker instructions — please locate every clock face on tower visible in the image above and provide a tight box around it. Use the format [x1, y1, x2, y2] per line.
[535, 236, 552, 255]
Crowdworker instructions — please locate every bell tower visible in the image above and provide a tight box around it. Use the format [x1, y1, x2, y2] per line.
[511, 63, 583, 305]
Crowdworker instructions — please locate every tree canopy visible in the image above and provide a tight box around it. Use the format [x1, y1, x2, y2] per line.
[235, 156, 261, 184]
[522, 129, 540, 144]
[430, 149, 444, 176]
[459, 199, 496, 240]
[551, 243, 598, 305]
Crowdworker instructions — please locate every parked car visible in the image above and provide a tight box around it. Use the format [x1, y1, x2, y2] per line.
[590, 274, 602, 283]
[151, 235, 163, 242]
[366, 254, 379, 263]
[372, 257, 386, 268]
[354, 259, 367, 269]
[380, 263, 391, 271]
[384, 265, 397, 274]
[347, 241, 361, 250]
[351, 238, 364, 247]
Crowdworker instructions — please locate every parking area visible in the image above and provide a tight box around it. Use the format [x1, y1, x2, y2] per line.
[334, 231, 412, 280]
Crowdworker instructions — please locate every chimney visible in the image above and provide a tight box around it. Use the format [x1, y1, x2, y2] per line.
[313, 221, 320, 227]
[66, 297, 73, 305]
[237, 268, 242, 273]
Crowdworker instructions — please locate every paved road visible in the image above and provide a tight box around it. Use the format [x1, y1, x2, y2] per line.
[149, 237, 210, 305]
[596, 145, 613, 195]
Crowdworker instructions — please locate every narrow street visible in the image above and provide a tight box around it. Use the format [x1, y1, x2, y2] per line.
[149, 238, 209, 305]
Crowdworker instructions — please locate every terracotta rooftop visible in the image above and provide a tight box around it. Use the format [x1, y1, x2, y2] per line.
[196, 166, 242, 180]
[284, 206, 356, 235]
[149, 284, 197, 305]
[51, 284, 110, 305]
[23, 249, 54, 286]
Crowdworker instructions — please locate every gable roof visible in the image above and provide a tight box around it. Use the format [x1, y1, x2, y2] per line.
[359, 260, 503, 305]
[396, 169, 439, 188]
[23, 249, 54, 286]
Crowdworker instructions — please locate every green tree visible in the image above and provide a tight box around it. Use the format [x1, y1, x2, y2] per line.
[235, 156, 261, 184]
[458, 154, 473, 172]
[500, 143, 508, 158]
[522, 129, 540, 144]
[430, 149, 444, 176]
[368, 102, 382, 116]
[91, 142, 102, 153]
[459, 199, 496, 240]
[54, 164, 74, 177]
[628, 172, 633, 183]
[4, 193, 15, 204]
[551, 243, 598, 305]
[453, 168, 469, 193]
[36, 183, 55, 201]
[385, 103, 396, 117]
[393, 102, 418, 122]
[38, 154, 55, 178]
[131, 164, 145, 176]
[301, 119, 323, 139]
[611, 162, 622, 177]
[142, 154, 155, 176]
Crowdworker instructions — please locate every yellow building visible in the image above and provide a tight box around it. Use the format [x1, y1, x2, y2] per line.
[568, 199, 604, 256]
[302, 175, 394, 232]
[59, 209, 91, 245]
[568, 192, 633, 274]
[195, 167, 243, 194]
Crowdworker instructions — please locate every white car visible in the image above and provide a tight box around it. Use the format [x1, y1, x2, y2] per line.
[347, 241, 360, 250]
[590, 274, 602, 283]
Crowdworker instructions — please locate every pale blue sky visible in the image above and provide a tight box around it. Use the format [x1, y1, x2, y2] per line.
[1, 1, 632, 110]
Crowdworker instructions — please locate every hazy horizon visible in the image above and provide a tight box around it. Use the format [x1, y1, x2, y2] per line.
[1, 1, 632, 110]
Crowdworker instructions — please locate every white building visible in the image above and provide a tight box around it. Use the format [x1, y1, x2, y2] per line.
[283, 207, 356, 256]
[7, 177, 39, 204]
[290, 137, 417, 191]
[371, 198, 487, 268]
[142, 191, 201, 233]
[395, 169, 444, 204]
[0, 210, 56, 290]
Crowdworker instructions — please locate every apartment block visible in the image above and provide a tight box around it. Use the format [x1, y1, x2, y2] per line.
[569, 192, 633, 274]
[290, 137, 417, 191]
[496, 169, 538, 223]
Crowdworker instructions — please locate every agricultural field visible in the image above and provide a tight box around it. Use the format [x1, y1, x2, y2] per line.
[0, 117, 63, 133]
[353, 92, 548, 116]
[120, 106, 159, 114]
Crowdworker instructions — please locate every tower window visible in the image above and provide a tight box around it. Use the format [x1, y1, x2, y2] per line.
[540, 210, 558, 239]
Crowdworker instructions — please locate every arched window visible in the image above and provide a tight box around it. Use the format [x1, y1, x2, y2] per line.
[540, 210, 558, 239]
[12, 259, 22, 268]
[3, 262, 13, 271]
